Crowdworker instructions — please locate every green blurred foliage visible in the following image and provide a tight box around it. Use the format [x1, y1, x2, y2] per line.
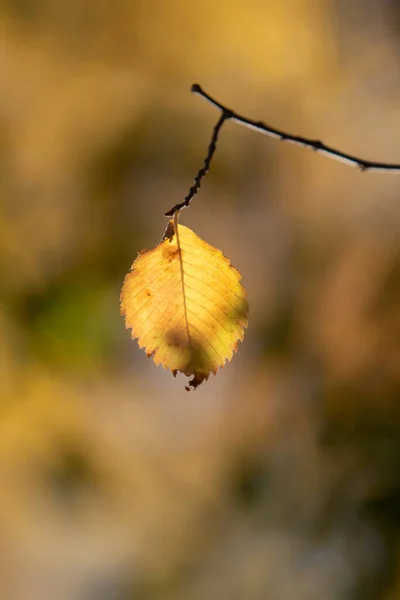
[1, 1, 400, 598]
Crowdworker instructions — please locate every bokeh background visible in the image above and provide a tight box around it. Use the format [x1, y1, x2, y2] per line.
[1, 1, 400, 598]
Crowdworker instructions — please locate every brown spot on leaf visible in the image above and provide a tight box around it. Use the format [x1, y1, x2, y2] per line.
[162, 245, 180, 262]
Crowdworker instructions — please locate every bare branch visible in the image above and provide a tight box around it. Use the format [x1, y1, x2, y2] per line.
[191, 83, 400, 173]
[165, 83, 400, 217]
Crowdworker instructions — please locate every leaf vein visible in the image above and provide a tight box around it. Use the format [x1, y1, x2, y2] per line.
[181, 257, 243, 302]
[183, 275, 241, 316]
[136, 278, 184, 346]
[124, 270, 181, 317]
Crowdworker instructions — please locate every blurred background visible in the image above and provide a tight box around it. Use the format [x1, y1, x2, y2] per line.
[1, 0, 400, 598]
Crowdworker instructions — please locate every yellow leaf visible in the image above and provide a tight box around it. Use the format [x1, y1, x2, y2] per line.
[121, 219, 248, 390]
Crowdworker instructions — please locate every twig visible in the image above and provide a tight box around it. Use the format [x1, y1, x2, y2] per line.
[165, 83, 400, 217]
[192, 84, 400, 172]
[165, 111, 230, 217]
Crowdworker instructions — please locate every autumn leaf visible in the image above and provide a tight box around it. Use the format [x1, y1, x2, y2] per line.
[120, 218, 248, 390]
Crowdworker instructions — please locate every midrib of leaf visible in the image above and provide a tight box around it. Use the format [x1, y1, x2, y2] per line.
[173, 218, 193, 367]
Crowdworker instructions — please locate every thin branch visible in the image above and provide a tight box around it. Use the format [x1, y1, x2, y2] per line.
[191, 83, 400, 172]
[164, 111, 231, 217]
[165, 83, 400, 217]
